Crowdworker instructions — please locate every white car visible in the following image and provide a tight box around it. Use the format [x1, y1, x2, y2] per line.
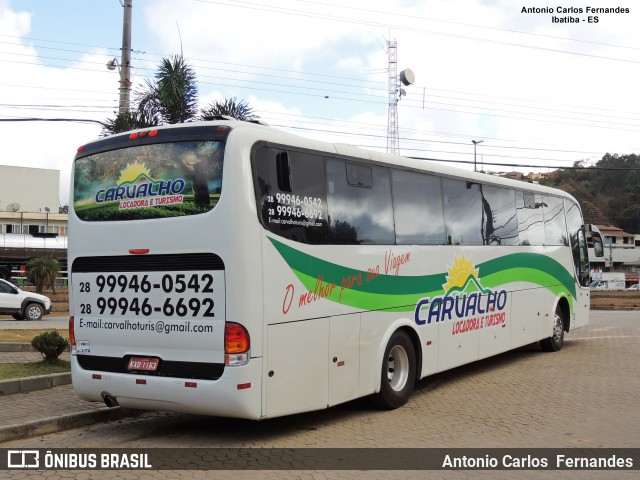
[0, 278, 52, 320]
[627, 284, 640, 291]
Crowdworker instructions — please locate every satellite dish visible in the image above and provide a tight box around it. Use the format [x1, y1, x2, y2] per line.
[399, 88, 406, 97]
[106, 58, 118, 71]
[6, 203, 20, 212]
[399, 68, 415, 86]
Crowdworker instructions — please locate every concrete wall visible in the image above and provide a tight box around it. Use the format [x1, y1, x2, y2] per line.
[0, 165, 60, 213]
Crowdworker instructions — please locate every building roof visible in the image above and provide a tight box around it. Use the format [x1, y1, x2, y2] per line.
[596, 225, 635, 237]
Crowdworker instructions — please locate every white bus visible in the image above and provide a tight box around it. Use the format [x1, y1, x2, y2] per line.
[69, 120, 603, 419]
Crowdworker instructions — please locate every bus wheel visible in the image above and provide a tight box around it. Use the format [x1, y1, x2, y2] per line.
[540, 307, 565, 352]
[25, 303, 44, 321]
[372, 330, 416, 409]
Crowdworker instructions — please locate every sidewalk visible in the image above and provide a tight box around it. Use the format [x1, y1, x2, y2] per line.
[0, 346, 132, 443]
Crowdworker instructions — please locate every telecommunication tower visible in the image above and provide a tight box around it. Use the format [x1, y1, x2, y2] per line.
[386, 40, 415, 156]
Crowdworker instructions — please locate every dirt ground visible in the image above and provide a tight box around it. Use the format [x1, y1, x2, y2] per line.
[590, 290, 640, 310]
[2, 287, 638, 320]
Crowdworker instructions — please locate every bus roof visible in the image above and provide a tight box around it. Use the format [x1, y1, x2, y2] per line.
[79, 119, 579, 203]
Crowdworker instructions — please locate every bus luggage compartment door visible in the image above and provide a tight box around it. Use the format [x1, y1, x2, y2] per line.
[265, 318, 329, 418]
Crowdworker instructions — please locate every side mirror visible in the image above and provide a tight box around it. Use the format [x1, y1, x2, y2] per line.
[587, 224, 604, 258]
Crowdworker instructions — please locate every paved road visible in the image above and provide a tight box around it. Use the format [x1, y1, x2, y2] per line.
[0, 316, 68, 329]
[0, 311, 638, 479]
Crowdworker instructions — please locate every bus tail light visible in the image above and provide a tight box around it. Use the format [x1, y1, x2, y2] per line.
[225, 322, 250, 366]
[69, 316, 76, 355]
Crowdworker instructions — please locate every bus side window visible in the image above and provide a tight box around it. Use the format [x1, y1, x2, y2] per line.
[326, 158, 394, 245]
[516, 191, 545, 246]
[481, 185, 518, 246]
[252, 146, 329, 244]
[442, 178, 483, 246]
[543, 195, 568, 246]
[391, 169, 445, 245]
[276, 151, 292, 192]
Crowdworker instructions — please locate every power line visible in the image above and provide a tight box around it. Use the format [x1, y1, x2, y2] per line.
[281, 0, 640, 52]
[3, 54, 639, 135]
[192, 0, 640, 64]
[408, 156, 640, 171]
[0, 117, 103, 124]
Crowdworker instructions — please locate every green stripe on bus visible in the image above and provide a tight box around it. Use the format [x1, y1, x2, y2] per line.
[269, 237, 576, 310]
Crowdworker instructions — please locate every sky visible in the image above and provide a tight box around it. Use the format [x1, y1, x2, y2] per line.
[1, 0, 639, 208]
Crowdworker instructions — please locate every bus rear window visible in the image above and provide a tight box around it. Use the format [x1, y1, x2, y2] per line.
[73, 141, 224, 221]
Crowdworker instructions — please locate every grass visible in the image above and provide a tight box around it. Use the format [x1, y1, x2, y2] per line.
[0, 329, 69, 343]
[0, 359, 70, 380]
[0, 330, 71, 380]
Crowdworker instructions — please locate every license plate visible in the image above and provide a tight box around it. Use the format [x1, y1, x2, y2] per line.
[127, 356, 159, 372]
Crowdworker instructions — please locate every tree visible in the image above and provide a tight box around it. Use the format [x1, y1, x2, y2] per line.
[26, 256, 61, 294]
[200, 97, 258, 121]
[100, 109, 157, 136]
[101, 55, 198, 136]
[142, 55, 199, 125]
[100, 55, 256, 136]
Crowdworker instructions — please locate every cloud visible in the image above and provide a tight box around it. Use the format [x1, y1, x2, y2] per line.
[2, 0, 639, 208]
[0, 7, 116, 204]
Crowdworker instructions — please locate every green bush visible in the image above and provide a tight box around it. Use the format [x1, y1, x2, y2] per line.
[31, 331, 69, 362]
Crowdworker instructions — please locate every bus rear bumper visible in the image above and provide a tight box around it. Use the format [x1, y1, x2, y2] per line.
[71, 357, 264, 419]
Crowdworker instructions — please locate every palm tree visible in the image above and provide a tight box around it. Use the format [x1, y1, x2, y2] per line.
[100, 109, 157, 136]
[26, 256, 61, 294]
[143, 55, 199, 125]
[101, 55, 198, 136]
[100, 55, 256, 136]
[200, 97, 258, 121]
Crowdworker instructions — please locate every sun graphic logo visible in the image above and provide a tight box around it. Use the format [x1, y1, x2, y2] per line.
[414, 254, 508, 326]
[442, 254, 482, 295]
[117, 161, 153, 185]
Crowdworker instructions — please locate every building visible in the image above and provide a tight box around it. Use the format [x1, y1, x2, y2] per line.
[1, 165, 68, 280]
[590, 225, 640, 286]
[0, 165, 68, 235]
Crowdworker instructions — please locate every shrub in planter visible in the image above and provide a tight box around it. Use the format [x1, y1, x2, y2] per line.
[31, 331, 69, 362]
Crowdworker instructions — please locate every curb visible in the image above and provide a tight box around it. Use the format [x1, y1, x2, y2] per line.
[0, 343, 35, 352]
[0, 407, 135, 443]
[0, 372, 71, 395]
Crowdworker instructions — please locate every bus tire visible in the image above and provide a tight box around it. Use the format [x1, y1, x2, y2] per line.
[372, 330, 416, 409]
[540, 307, 564, 352]
[25, 303, 44, 321]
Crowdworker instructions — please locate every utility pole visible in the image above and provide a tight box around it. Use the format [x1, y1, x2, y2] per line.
[472, 140, 483, 172]
[119, 0, 133, 114]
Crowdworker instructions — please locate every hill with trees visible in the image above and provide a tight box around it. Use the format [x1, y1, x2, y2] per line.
[540, 153, 640, 234]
